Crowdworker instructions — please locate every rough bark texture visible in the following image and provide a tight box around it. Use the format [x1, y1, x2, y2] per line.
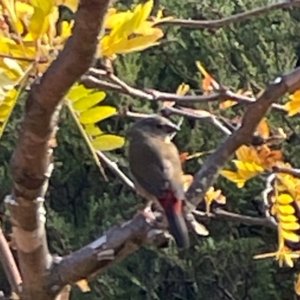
[9, 0, 111, 299]
[47, 214, 167, 291]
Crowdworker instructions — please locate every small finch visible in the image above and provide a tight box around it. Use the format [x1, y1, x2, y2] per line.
[128, 115, 190, 248]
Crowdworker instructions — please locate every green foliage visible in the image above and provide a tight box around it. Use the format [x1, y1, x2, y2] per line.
[2, 0, 300, 299]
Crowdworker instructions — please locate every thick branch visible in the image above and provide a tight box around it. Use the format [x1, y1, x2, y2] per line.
[185, 68, 300, 206]
[49, 205, 276, 289]
[47, 214, 167, 291]
[155, 0, 300, 30]
[9, 0, 110, 299]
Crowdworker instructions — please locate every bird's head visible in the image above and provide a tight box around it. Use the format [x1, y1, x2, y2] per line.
[128, 115, 180, 142]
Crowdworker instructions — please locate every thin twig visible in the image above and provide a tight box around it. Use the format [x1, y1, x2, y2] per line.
[0, 229, 22, 295]
[81, 74, 288, 113]
[162, 106, 232, 136]
[118, 110, 150, 119]
[193, 208, 275, 228]
[67, 102, 107, 180]
[81, 75, 154, 100]
[97, 151, 135, 191]
[272, 166, 300, 178]
[0, 54, 49, 64]
[155, 0, 300, 30]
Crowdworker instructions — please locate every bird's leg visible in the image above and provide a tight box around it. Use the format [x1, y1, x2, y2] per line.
[134, 185, 161, 222]
[138, 201, 157, 222]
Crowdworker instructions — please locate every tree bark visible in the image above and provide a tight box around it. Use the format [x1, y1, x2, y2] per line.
[8, 0, 111, 298]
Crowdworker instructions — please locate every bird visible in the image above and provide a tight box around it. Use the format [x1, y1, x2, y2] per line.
[127, 115, 190, 248]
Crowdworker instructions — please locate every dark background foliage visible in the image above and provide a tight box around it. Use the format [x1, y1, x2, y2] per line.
[1, 0, 300, 299]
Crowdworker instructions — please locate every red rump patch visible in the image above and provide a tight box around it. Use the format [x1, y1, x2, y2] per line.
[158, 190, 183, 215]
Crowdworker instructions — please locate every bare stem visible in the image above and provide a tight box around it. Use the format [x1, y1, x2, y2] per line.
[0, 229, 22, 296]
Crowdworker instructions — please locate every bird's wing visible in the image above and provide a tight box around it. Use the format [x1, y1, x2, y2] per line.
[128, 136, 185, 200]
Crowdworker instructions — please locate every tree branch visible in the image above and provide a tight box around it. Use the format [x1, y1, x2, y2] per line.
[48, 204, 276, 290]
[81, 74, 287, 113]
[155, 0, 300, 30]
[185, 68, 300, 206]
[161, 106, 232, 136]
[47, 214, 168, 291]
[193, 208, 275, 228]
[97, 151, 135, 191]
[8, 0, 110, 299]
[0, 229, 22, 296]
[272, 166, 300, 178]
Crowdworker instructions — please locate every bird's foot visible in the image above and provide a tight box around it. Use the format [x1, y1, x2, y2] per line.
[139, 205, 157, 223]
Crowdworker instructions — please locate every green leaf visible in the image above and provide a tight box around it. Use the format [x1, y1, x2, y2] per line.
[73, 91, 106, 112]
[92, 134, 125, 151]
[66, 84, 92, 102]
[79, 106, 116, 124]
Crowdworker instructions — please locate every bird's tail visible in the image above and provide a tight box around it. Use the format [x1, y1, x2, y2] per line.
[164, 203, 190, 248]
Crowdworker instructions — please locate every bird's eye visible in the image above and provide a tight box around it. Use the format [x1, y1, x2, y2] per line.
[156, 123, 164, 129]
